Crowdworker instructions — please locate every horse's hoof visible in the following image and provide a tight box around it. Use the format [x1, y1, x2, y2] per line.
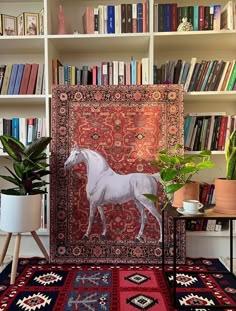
[82, 235, 89, 241]
[100, 235, 106, 240]
[135, 236, 144, 243]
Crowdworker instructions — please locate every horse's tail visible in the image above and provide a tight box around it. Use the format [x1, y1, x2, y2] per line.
[152, 172, 160, 182]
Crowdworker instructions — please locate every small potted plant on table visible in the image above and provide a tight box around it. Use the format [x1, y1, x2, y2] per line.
[145, 144, 215, 210]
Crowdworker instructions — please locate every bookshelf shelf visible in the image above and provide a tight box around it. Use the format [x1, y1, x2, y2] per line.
[48, 34, 150, 53]
[186, 230, 235, 237]
[0, 37, 44, 54]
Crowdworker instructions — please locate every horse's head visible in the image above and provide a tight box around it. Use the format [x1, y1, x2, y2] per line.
[64, 146, 84, 170]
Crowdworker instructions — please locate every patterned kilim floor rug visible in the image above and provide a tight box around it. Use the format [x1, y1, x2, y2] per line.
[0, 257, 235, 311]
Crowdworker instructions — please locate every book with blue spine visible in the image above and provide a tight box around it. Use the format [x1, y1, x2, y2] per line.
[107, 5, 115, 33]
[131, 60, 137, 85]
[8, 64, 19, 95]
[13, 64, 24, 94]
[164, 4, 171, 32]
[11, 117, 19, 140]
[137, 3, 143, 32]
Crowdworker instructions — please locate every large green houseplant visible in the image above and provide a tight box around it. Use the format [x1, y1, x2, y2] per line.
[145, 144, 215, 210]
[0, 135, 51, 233]
[214, 129, 236, 214]
[0, 135, 51, 195]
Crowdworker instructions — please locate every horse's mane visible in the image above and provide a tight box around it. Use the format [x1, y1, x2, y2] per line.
[81, 148, 111, 171]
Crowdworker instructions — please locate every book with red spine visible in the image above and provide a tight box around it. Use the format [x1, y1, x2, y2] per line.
[27, 63, 39, 94]
[19, 63, 32, 94]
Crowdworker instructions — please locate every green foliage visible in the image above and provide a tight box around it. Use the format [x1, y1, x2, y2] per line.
[225, 129, 236, 180]
[0, 135, 51, 195]
[144, 144, 215, 210]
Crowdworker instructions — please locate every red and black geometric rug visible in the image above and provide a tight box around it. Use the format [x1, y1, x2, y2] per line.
[0, 257, 235, 310]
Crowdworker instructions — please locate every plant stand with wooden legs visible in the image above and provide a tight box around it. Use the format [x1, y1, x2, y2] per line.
[0, 231, 49, 284]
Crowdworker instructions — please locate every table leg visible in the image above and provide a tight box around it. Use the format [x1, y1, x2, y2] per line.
[162, 209, 165, 269]
[173, 218, 177, 307]
[0, 233, 12, 265]
[230, 219, 233, 273]
[31, 231, 49, 261]
[11, 233, 21, 285]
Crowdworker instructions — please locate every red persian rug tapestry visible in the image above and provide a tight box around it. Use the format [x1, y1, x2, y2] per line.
[0, 257, 235, 310]
[50, 84, 185, 264]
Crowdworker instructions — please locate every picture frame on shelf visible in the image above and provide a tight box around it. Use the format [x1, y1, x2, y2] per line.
[17, 13, 25, 36]
[39, 8, 44, 35]
[24, 12, 39, 35]
[2, 14, 17, 36]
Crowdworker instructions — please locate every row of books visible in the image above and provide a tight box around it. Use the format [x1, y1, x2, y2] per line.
[184, 113, 236, 151]
[199, 182, 215, 206]
[154, 58, 236, 92]
[0, 63, 44, 95]
[0, 117, 47, 149]
[186, 219, 229, 232]
[154, 1, 236, 32]
[83, 2, 149, 34]
[52, 58, 149, 86]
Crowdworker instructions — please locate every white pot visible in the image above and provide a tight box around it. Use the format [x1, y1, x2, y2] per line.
[0, 194, 42, 233]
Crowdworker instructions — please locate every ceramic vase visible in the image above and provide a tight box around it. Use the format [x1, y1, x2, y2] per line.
[0, 194, 42, 233]
[214, 178, 236, 214]
[172, 182, 200, 208]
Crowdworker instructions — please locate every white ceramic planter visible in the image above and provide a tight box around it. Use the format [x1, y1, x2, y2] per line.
[0, 194, 42, 233]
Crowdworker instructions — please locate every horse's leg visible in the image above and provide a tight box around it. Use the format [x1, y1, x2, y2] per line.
[83, 202, 97, 240]
[134, 199, 147, 242]
[97, 205, 107, 239]
[136, 196, 162, 243]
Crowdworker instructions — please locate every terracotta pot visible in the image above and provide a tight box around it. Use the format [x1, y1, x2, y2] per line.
[172, 182, 200, 208]
[0, 194, 42, 233]
[214, 178, 236, 214]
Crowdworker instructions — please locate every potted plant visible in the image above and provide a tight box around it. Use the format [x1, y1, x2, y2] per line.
[145, 144, 215, 210]
[0, 135, 51, 233]
[214, 129, 236, 214]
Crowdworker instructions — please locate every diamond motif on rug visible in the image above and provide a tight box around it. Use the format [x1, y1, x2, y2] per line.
[125, 273, 151, 285]
[179, 293, 214, 306]
[126, 294, 158, 310]
[34, 272, 63, 285]
[16, 292, 51, 310]
[168, 273, 198, 286]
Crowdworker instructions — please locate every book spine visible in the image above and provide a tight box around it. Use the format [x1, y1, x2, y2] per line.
[19, 64, 32, 94]
[213, 5, 221, 30]
[94, 7, 99, 34]
[137, 3, 143, 33]
[1, 64, 13, 95]
[8, 64, 19, 95]
[35, 64, 44, 94]
[27, 63, 39, 94]
[13, 64, 24, 95]
[121, 3, 127, 33]
[107, 5, 115, 34]
[118, 61, 125, 85]
[11, 117, 19, 140]
[126, 4, 132, 33]
[132, 3, 137, 33]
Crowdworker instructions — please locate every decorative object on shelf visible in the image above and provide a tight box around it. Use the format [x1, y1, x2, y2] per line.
[57, 3, 67, 35]
[50, 84, 186, 265]
[24, 13, 39, 35]
[2, 14, 17, 36]
[214, 129, 236, 214]
[144, 144, 215, 209]
[177, 17, 193, 32]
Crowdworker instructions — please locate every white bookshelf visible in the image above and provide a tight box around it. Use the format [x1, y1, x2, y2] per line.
[0, 0, 235, 257]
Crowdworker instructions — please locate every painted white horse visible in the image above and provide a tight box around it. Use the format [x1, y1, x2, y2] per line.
[64, 146, 162, 242]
